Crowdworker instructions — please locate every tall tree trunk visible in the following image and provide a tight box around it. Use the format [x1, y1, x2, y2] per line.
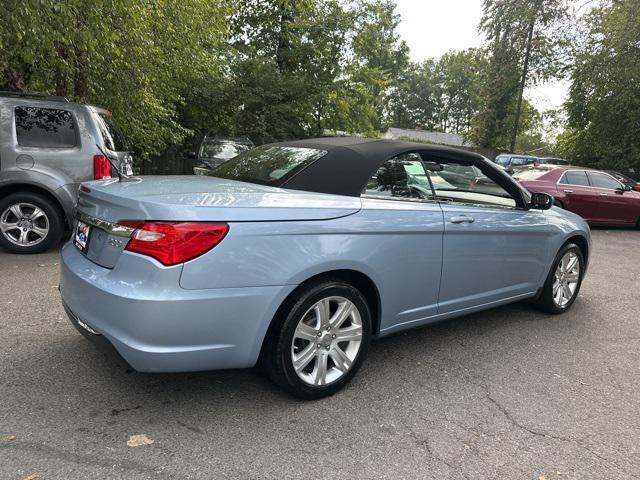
[2, 63, 27, 91]
[275, 0, 294, 74]
[73, 48, 88, 101]
[510, 16, 535, 152]
[54, 45, 69, 97]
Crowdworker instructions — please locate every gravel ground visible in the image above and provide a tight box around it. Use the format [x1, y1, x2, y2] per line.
[1, 229, 639, 480]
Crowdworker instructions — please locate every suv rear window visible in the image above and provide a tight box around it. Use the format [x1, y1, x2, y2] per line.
[15, 106, 77, 148]
[209, 146, 326, 186]
[200, 141, 251, 160]
[96, 113, 127, 151]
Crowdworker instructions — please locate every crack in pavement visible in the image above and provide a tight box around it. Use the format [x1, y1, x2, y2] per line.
[0, 439, 176, 478]
[484, 392, 639, 479]
[402, 424, 471, 480]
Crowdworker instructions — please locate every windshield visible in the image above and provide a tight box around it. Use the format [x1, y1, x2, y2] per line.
[200, 141, 251, 160]
[209, 146, 327, 186]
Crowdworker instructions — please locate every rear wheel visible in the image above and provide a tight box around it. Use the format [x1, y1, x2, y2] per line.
[264, 279, 371, 400]
[0, 192, 63, 254]
[533, 243, 584, 314]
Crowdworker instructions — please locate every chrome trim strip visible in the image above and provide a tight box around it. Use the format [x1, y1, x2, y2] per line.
[77, 212, 135, 238]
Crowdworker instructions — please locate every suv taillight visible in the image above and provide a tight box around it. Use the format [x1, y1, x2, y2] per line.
[117, 221, 229, 266]
[93, 155, 112, 180]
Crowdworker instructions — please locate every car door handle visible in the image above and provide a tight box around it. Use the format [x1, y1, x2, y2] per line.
[450, 215, 475, 224]
[599, 193, 608, 196]
[563, 189, 574, 193]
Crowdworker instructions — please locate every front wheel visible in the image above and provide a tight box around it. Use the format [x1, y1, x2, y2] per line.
[264, 280, 372, 400]
[533, 243, 584, 314]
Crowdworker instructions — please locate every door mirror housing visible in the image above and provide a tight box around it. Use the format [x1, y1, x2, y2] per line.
[618, 184, 632, 193]
[529, 192, 553, 210]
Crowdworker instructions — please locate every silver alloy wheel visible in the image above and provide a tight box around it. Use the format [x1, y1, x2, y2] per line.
[552, 251, 580, 307]
[0, 203, 50, 247]
[291, 296, 363, 386]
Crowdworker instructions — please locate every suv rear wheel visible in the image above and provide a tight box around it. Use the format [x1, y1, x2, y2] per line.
[0, 192, 63, 254]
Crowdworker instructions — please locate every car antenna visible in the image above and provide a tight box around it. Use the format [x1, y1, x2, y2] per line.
[95, 143, 125, 181]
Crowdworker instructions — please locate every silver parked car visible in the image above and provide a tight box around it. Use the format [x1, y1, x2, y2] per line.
[60, 138, 591, 399]
[0, 91, 131, 253]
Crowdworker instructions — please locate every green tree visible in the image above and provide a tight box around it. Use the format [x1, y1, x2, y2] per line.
[560, 0, 640, 171]
[471, 0, 569, 151]
[350, 0, 409, 130]
[191, 0, 403, 142]
[0, 0, 230, 154]
[386, 49, 485, 135]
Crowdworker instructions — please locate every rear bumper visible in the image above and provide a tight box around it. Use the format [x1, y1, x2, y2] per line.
[63, 301, 133, 370]
[59, 242, 295, 372]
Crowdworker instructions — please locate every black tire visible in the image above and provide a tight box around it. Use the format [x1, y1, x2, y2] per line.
[263, 279, 372, 400]
[533, 243, 585, 314]
[0, 192, 64, 254]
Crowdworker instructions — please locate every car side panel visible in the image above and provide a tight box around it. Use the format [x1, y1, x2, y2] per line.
[0, 100, 95, 185]
[591, 189, 640, 225]
[180, 198, 445, 332]
[560, 185, 600, 222]
[438, 204, 551, 313]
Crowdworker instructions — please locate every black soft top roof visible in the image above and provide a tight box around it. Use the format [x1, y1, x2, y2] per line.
[272, 137, 485, 197]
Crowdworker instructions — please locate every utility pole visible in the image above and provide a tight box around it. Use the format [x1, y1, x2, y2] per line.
[510, 15, 536, 153]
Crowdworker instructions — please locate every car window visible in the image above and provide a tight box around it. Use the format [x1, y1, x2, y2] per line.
[364, 153, 433, 200]
[511, 157, 532, 166]
[200, 142, 250, 160]
[428, 159, 516, 208]
[559, 171, 590, 186]
[608, 172, 626, 183]
[495, 156, 509, 166]
[96, 113, 127, 151]
[14, 106, 77, 148]
[209, 146, 326, 186]
[588, 172, 622, 190]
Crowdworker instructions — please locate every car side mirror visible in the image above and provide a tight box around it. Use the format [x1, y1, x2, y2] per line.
[529, 192, 553, 210]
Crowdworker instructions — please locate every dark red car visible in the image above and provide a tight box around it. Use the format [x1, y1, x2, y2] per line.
[514, 166, 640, 227]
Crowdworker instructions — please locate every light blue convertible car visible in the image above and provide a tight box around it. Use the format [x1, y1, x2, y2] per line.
[60, 138, 591, 399]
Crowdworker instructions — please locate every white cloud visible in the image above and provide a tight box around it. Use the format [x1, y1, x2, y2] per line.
[394, 0, 484, 60]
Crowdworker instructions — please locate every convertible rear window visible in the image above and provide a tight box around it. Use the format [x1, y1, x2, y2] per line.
[209, 146, 327, 186]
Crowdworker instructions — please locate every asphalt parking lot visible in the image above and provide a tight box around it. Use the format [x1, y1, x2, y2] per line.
[1, 229, 639, 480]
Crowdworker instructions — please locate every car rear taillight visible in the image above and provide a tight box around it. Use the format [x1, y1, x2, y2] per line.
[93, 155, 112, 180]
[117, 221, 229, 266]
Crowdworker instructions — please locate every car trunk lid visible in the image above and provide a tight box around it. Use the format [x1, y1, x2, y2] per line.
[74, 176, 361, 268]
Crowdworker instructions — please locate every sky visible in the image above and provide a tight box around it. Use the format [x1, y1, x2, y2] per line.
[393, 0, 569, 112]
